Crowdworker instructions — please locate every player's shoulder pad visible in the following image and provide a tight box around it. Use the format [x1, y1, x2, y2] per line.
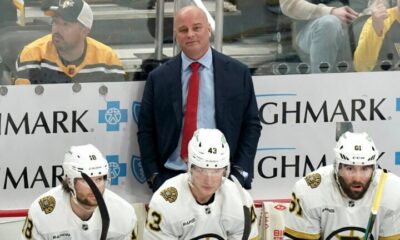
[154, 174, 188, 204]
[303, 172, 322, 189]
[28, 187, 64, 221]
[104, 190, 137, 232]
[104, 190, 135, 213]
[159, 186, 178, 203]
[37, 195, 57, 215]
[294, 166, 332, 196]
[220, 179, 252, 206]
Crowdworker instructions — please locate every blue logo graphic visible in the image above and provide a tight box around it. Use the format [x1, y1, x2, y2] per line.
[396, 98, 400, 165]
[256, 93, 297, 98]
[396, 98, 400, 111]
[257, 147, 296, 152]
[106, 155, 127, 185]
[132, 101, 141, 125]
[131, 155, 146, 184]
[396, 152, 400, 166]
[99, 101, 128, 131]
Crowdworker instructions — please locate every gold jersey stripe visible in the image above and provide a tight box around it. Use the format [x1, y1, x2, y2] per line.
[284, 226, 320, 240]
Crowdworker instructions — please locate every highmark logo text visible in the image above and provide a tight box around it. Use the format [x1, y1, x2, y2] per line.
[256, 147, 327, 179]
[99, 101, 128, 132]
[257, 93, 387, 125]
[396, 152, 400, 166]
[0, 111, 89, 135]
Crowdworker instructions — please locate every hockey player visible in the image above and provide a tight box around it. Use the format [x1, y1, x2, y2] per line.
[21, 144, 137, 239]
[143, 128, 258, 239]
[284, 132, 400, 239]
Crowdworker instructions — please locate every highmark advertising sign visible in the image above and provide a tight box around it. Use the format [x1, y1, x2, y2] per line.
[0, 82, 149, 212]
[251, 71, 400, 200]
[0, 71, 399, 213]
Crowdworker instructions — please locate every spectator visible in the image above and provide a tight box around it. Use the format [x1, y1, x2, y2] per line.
[137, 5, 262, 192]
[353, 0, 398, 71]
[22, 144, 137, 239]
[280, 0, 360, 73]
[144, 129, 258, 239]
[284, 132, 400, 239]
[15, 0, 125, 84]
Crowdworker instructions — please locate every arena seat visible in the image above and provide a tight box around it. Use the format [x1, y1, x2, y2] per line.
[0, 24, 50, 84]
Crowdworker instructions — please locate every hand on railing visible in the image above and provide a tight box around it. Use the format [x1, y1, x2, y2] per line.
[14, 78, 31, 85]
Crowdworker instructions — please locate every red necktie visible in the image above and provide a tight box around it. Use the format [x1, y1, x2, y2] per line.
[180, 62, 201, 162]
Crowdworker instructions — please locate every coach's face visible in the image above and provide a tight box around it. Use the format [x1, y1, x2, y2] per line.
[174, 6, 211, 60]
[338, 164, 374, 200]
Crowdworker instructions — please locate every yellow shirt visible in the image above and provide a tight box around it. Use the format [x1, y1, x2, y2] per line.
[16, 34, 125, 84]
[354, 7, 400, 72]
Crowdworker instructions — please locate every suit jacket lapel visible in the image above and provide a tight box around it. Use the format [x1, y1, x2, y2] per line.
[212, 49, 228, 127]
[166, 54, 183, 126]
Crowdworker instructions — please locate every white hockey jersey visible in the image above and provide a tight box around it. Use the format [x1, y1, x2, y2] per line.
[284, 165, 400, 239]
[21, 186, 137, 240]
[144, 173, 258, 240]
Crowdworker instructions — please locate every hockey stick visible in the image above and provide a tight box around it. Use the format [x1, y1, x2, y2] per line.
[364, 169, 388, 240]
[231, 175, 251, 240]
[81, 172, 110, 240]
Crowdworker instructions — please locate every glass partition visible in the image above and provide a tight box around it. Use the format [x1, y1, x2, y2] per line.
[1, 0, 399, 85]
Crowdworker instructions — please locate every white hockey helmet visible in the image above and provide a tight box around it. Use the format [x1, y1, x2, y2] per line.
[334, 132, 378, 174]
[63, 144, 109, 196]
[188, 128, 230, 176]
